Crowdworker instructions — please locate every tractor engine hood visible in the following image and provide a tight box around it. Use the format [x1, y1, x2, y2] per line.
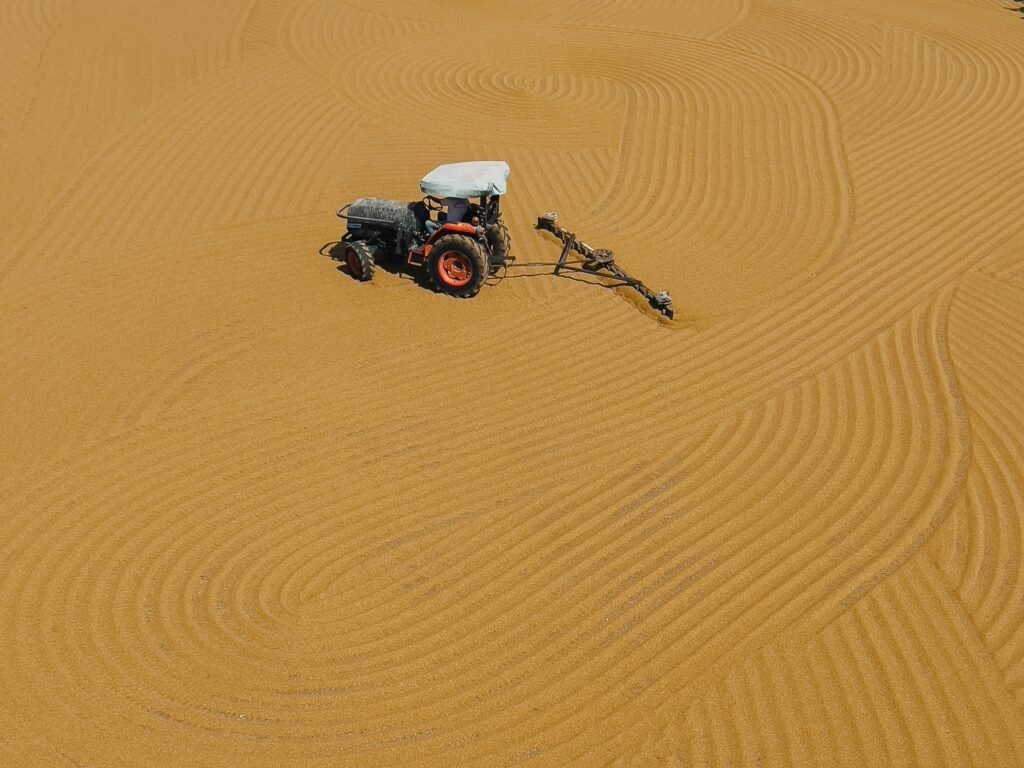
[345, 197, 420, 235]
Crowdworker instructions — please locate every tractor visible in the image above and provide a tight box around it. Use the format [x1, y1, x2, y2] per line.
[334, 161, 512, 298]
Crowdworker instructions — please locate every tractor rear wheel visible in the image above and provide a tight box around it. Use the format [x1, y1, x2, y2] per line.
[428, 234, 487, 298]
[485, 218, 513, 269]
[344, 241, 375, 282]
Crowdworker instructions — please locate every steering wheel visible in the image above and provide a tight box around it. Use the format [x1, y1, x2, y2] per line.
[424, 195, 444, 212]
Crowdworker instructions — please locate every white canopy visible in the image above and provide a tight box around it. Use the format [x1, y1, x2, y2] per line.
[419, 161, 510, 198]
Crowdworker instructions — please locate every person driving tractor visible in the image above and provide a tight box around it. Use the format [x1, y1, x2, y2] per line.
[424, 196, 470, 233]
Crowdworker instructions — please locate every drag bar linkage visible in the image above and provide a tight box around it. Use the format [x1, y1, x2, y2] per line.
[535, 212, 674, 319]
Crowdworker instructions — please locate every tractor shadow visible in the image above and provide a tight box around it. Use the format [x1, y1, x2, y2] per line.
[319, 241, 436, 292]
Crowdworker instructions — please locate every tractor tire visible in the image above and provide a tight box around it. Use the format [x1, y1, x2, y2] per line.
[428, 234, 488, 298]
[344, 240, 375, 282]
[485, 219, 513, 269]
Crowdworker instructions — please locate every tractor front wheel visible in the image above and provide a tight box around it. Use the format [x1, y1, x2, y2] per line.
[428, 234, 487, 298]
[344, 241, 375, 282]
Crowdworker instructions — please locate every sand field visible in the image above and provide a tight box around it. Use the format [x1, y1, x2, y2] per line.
[2, 0, 1024, 765]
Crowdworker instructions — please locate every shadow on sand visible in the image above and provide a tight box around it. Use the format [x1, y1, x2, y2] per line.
[319, 241, 436, 292]
[319, 240, 627, 297]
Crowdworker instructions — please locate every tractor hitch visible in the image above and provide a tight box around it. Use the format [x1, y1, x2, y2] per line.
[533, 212, 674, 320]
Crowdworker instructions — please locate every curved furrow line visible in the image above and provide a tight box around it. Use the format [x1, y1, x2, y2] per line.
[0, 3, 68, 251]
[643, 22, 1019, 391]
[872, 571, 973, 764]
[327, 29, 623, 153]
[1, 3, 253, 240]
[912, 555, 1024, 758]
[0, 0, 66, 141]
[571, 32, 851, 315]
[468, 26, 991, 399]
[0, 222, 339, 471]
[782, 638, 845, 766]
[0, 333, 552, 532]
[766, 644, 823, 764]
[110, 328, 257, 433]
[745, 651, 790, 765]
[852, 0, 1022, 131]
[6, 55, 354, 286]
[0, 0, 64, 35]
[0, 389, 414, 577]
[852, 47, 1011, 192]
[711, 669, 756, 764]
[278, 411, 745, 659]
[937, 276, 1024, 669]
[334, 0, 555, 27]
[0, 331, 983, 741]
[833, 607, 917, 763]
[849, 26, 1021, 202]
[566, 28, 851, 210]
[737, 143, 1015, 356]
[809, 625, 872, 765]
[932, 495, 973, 593]
[282, 0, 428, 76]
[680, 697, 714, 767]
[752, 648, 800, 764]
[3, 69, 250, 281]
[2, 286, 950, 729]
[503, 307, 897, 626]
[292, 348, 794, 618]
[719, 1, 883, 96]
[804, 291, 967, 617]
[622, 331, 897, 655]
[323, 307, 962, 757]
[676, 552, 1024, 766]
[549, 0, 750, 42]
[4, 456, 387, 741]
[910, 555, 1024, 758]
[2, 366, 745, 741]
[0, 274, 946, 634]
[953, 468, 1000, 615]
[822, 618, 894, 764]
[961, 418, 1024, 648]
[236, 0, 288, 52]
[0, 303, 909, 757]
[642, 159, 1019, 439]
[889, 562, 1004, 760]
[853, 25, 971, 148]
[115, 71, 347, 241]
[539, 297, 968, 765]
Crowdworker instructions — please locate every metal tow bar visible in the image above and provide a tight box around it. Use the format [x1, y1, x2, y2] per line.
[533, 212, 674, 320]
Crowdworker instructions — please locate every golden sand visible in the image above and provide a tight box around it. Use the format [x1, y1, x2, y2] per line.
[2, 1, 1023, 765]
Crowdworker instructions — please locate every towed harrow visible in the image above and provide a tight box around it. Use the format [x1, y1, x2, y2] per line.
[501, 212, 674, 320]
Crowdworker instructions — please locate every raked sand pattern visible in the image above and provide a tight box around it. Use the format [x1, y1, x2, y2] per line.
[2, 1, 1024, 766]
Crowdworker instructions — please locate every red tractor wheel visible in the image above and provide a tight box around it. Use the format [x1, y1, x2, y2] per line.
[428, 234, 487, 298]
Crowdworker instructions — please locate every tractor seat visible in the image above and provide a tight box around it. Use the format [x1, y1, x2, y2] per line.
[409, 200, 430, 231]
